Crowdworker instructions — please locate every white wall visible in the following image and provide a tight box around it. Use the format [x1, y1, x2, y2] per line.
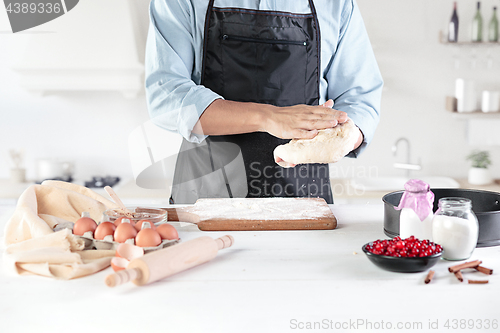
[1, 0, 499, 184]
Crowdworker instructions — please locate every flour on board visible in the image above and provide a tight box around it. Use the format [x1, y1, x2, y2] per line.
[188, 198, 332, 221]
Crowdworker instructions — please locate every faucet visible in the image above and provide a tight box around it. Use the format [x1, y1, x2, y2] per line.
[392, 137, 421, 178]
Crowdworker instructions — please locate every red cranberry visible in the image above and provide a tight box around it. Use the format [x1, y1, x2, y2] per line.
[366, 236, 442, 258]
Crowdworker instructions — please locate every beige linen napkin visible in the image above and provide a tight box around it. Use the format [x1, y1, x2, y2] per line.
[3, 181, 120, 279]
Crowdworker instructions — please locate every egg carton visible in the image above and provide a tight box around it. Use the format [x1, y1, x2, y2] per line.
[76, 233, 180, 253]
[54, 221, 180, 253]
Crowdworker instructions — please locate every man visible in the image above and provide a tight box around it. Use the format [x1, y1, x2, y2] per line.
[145, 0, 383, 204]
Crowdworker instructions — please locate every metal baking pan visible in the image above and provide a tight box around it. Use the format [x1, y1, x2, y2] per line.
[383, 188, 500, 247]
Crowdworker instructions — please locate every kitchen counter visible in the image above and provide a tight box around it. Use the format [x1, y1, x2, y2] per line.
[0, 178, 172, 205]
[330, 178, 500, 204]
[1, 203, 499, 333]
[3, 177, 499, 204]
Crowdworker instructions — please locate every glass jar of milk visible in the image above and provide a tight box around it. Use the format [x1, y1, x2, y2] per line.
[432, 198, 479, 261]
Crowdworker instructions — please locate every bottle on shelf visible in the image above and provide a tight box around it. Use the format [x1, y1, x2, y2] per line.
[489, 7, 499, 42]
[448, 1, 459, 42]
[471, 1, 483, 42]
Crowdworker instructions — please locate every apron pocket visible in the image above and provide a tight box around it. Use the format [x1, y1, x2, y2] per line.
[220, 33, 308, 106]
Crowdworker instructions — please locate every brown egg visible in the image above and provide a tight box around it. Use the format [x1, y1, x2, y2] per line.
[73, 217, 98, 236]
[135, 219, 156, 232]
[94, 222, 116, 240]
[135, 229, 162, 247]
[114, 221, 138, 243]
[114, 217, 136, 227]
[156, 223, 179, 240]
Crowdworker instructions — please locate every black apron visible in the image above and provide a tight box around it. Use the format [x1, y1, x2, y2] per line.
[170, 0, 333, 204]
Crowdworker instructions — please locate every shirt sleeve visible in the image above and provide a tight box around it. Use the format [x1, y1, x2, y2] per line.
[325, 0, 383, 157]
[145, 0, 222, 144]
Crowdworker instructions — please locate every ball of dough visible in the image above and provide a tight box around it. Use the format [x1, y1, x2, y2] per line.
[273, 118, 359, 168]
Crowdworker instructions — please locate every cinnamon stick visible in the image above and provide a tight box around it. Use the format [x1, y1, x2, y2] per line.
[475, 265, 493, 275]
[424, 270, 435, 284]
[448, 260, 482, 273]
[468, 279, 489, 284]
[454, 270, 464, 282]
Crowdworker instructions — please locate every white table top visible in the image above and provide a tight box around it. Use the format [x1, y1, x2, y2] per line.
[1, 204, 499, 333]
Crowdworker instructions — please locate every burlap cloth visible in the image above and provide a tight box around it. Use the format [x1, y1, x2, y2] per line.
[2, 180, 121, 279]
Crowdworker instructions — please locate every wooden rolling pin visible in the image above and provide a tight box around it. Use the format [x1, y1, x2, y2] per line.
[105, 235, 234, 287]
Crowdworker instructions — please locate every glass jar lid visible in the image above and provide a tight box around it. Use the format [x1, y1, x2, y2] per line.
[438, 197, 472, 209]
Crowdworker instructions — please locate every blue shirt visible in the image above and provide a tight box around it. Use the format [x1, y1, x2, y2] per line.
[145, 0, 383, 156]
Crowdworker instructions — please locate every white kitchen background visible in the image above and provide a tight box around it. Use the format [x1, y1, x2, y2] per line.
[1, 0, 499, 186]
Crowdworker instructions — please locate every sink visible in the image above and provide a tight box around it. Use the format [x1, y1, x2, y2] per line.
[350, 176, 460, 192]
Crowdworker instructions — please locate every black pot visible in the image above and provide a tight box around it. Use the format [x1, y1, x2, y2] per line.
[383, 188, 500, 247]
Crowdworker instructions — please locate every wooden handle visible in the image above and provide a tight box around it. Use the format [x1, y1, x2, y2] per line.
[164, 207, 200, 223]
[106, 235, 234, 287]
[215, 235, 234, 250]
[104, 186, 133, 218]
[105, 267, 142, 288]
[131, 236, 230, 285]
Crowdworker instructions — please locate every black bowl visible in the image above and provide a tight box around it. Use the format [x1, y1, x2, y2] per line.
[362, 244, 442, 273]
[383, 188, 500, 248]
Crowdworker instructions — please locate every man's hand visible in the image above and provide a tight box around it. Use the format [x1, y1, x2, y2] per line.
[261, 99, 348, 139]
[194, 99, 349, 141]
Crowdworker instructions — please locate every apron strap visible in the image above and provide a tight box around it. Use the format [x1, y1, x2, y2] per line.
[201, 0, 216, 85]
[308, 0, 321, 94]
[206, 139, 234, 198]
[202, 0, 233, 198]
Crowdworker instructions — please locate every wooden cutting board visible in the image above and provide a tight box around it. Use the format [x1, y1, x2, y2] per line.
[164, 197, 336, 231]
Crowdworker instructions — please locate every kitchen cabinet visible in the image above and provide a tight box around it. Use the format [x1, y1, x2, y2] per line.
[11, 0, 145, 98]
